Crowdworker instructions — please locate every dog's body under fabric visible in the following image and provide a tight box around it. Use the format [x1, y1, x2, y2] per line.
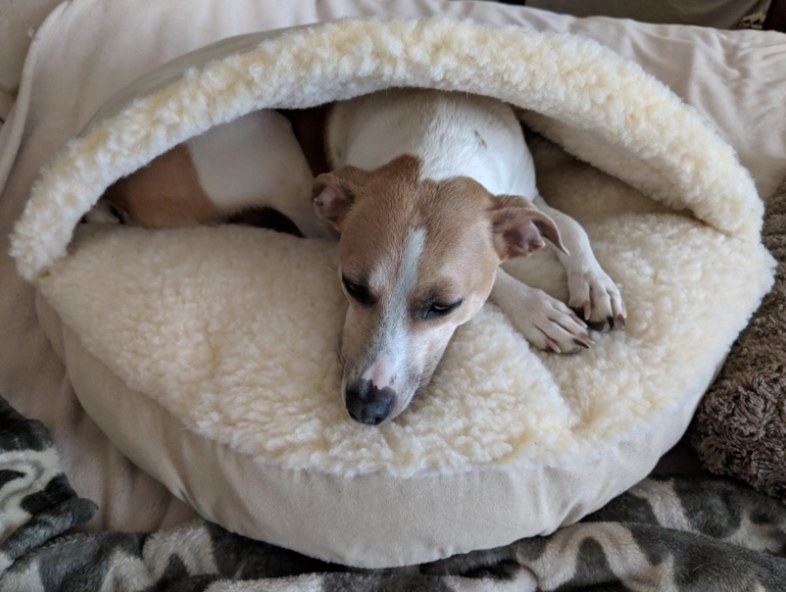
[86, 109, 331, 239]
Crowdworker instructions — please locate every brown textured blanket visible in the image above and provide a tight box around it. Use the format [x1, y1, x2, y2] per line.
[692, 177, 786, 501]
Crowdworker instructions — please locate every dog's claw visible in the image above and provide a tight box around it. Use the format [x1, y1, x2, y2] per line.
[544, 337, 562, 354]
[573, 337, 592, 349]
[615, 314, 626, 329]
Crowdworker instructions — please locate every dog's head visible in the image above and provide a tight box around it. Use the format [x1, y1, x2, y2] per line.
[313, 155, 563, 425]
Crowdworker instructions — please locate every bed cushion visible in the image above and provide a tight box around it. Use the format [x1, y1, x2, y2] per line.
[2, 0, 785, 564]
[9, 14, 777, 569]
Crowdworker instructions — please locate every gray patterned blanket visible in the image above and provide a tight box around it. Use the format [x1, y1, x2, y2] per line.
[2, 395, 785, 592]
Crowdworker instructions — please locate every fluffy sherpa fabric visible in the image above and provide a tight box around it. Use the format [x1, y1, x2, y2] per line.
[10, 18, 766, 279]
[8, 18, 776, 567]
[691, 177, 786, 501]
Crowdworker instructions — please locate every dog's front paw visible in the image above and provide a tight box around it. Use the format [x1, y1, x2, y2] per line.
[501, 285, 593, 354]
[566, 266, 626, 332]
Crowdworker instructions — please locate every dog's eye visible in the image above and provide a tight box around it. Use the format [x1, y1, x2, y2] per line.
[342, 275, 375, 307]
[420, 299, 463, 320]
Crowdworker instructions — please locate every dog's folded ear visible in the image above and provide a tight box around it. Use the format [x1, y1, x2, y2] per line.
[489, 196, 567, 259]
[312, 166, 369, 231]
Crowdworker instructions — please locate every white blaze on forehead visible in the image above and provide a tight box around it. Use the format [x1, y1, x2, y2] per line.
[394, 226, 426, 304]
[362, 227, 426, 388]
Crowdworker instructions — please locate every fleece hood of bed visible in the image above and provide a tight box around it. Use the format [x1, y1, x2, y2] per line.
[10, 17, 765, 280]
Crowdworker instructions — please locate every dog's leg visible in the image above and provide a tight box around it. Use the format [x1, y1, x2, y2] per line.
[533, 195, 626, 331]
[491, 268, 593, 353]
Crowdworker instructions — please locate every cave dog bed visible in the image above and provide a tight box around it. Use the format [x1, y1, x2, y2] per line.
[11, 18, 774, 567]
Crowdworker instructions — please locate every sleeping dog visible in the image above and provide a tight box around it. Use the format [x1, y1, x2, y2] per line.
[88, 89, 625, 425]
[310, 89, 624, 424]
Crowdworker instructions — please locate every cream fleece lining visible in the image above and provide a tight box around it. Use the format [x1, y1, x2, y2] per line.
[11, 18, 764, 280]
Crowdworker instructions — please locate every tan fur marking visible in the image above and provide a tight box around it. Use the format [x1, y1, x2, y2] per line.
[338, 155, 501, 321]
[102, 144, 220, 228]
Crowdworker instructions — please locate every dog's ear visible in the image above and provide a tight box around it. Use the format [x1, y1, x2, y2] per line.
[489, 196, 567, 260]
[312, 166, 369, 231]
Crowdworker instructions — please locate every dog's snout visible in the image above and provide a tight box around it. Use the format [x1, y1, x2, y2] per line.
[345, 380, 395, 425]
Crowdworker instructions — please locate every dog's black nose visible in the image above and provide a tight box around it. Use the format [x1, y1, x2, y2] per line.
[345, 380, 395, 425]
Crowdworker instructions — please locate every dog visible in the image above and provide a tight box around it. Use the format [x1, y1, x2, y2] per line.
[87, 90, 625, 426]
[309, 88, 625, 425]
[85, 109, 331, 239]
